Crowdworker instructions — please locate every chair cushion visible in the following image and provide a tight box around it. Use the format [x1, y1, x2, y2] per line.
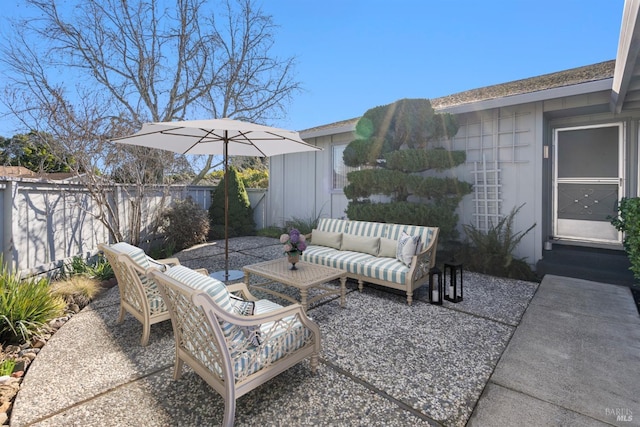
[229, 294, 261, 346]
[165, 266, 242, 340]
[166, 266, 232, 310]
[112, 242, 151, 270]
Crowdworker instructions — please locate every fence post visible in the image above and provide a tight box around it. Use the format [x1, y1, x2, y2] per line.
[2, 180, 15, 273]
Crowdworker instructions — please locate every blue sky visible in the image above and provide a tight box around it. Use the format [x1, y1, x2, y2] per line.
[260, 0, 624, 131]
[0, 0, 625, 136]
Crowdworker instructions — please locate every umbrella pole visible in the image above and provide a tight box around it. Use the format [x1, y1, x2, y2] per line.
[210, 131, 243, 282]
[224, 136, 229, 277]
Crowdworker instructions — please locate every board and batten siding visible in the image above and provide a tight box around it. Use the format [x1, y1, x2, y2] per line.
[268, 131, 351, 228]
[450, 103, 543, 264]
[270, 87, 634, 265]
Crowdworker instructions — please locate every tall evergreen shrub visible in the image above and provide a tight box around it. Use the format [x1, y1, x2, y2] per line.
[343, 98, 472, 242]
[208, 166, 255, 239]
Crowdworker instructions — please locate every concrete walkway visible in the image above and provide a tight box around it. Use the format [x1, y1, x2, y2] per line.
[469, 275, 640, 426]
[9, 238, 640, 426]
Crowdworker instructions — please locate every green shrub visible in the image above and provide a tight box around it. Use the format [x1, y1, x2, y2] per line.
[64, 255, 91, 278]
[209, 166, 255, 239]
[87, 255, 114, 281]
[149, 240, 177, 259]
[461, 204, 538, 281]
[284, 215, 321, 235]
[0, 358, 16, 376]
[0, 258, 66, 344]
[343, 99, 472, 245]
[346, 200, 461, 242]
[63, 254, 114, 281]
[611, 197, 640, 280]
[161, 197, 210, 251]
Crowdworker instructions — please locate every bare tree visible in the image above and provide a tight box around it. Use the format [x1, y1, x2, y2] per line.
[1, 0, 300, 242]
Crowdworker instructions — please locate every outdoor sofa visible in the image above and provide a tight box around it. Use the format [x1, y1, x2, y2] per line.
[301, 218, 439, 305]
[149, 265, 321, 427]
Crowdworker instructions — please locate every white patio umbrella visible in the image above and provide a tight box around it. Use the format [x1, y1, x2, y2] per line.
[111, 118, 321, 281]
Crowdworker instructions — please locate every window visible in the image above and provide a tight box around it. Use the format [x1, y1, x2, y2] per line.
[332, 144, 359, 190]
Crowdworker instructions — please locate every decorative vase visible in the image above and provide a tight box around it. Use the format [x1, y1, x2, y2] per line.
[287, 253, 300, 270]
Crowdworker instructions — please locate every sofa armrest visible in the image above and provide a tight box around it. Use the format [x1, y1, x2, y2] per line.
[407, 228, 439, 283]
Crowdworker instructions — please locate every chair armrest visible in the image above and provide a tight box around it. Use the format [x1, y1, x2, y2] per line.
[197, 293, 318, 330]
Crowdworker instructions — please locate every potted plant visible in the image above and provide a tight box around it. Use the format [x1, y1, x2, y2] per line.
[280, 229, 307, 270]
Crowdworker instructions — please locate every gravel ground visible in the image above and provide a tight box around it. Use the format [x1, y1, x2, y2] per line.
[11, 237, 539, 427]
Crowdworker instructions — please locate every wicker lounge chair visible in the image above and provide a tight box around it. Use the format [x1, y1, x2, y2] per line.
[149, 265, 321, 427]
[98, 242, 188, 346]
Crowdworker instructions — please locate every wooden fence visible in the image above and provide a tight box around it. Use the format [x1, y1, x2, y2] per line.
[0, 179, 267, 276]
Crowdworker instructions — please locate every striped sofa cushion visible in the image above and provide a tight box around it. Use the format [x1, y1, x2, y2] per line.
[315, 250, 376, 275]
[346, 220, 387, 238]
[301, 245, 340, 264]
[316, 217, 349, 233]
[358, 257, 409, 285]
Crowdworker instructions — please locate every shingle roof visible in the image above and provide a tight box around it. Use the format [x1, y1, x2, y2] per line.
[0, 165, 75, 181]
[300, 60, 616, 134]
[431, 59, 615, 109]
[0, 166, 37, 178]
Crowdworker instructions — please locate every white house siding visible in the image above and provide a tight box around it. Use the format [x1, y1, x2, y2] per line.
[450, 104, 543, 265]
[268, 149, 321, 227]
[269, 89, 640, 266]
[268, 131, 351, 228]
[269, 111, 545, 264]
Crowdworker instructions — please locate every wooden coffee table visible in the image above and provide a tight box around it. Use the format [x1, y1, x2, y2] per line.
[243, 258, 347, 312]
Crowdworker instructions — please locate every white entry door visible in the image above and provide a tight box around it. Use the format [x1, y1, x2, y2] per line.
[553, 124, 623, 244]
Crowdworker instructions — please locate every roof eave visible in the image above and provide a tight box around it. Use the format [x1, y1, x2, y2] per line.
[611, 0, 640, 114]
[438, 79, 613, 115]
[300, 122, 357, 139]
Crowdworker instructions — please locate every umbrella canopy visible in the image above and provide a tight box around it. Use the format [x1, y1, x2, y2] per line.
[112, 118, 321, 281]
[111, 118, 319, 156]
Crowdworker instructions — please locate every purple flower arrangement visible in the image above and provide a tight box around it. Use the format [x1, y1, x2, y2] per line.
[280, 228, 307, 255]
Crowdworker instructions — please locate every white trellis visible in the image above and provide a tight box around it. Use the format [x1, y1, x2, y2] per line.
[471, 156, 502, 232]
